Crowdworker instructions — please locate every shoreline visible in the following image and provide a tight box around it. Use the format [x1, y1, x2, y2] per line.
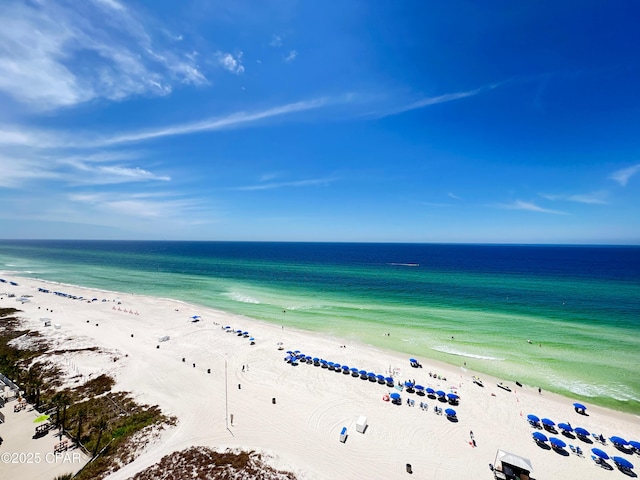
[1, 272, 639, 479]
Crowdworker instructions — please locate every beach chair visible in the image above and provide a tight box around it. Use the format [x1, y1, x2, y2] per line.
[569, 445, 576, 454]
[576, 446, 583, 456]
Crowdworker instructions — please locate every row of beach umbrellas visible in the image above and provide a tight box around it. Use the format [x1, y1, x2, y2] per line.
[533, 432, 634, 469]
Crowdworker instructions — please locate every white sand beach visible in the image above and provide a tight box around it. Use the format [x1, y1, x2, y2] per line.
[1, 274, 639, 480]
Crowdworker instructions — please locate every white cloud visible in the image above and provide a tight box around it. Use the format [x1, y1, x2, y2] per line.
[610, 164, 640, 186]
[284, 50, 297, 63]
[269, 35, 283, 47]
[541, 191, 608, 205]
[448, 192, 461, 200]
[0, 98, 329, 149]
[378, 82, 502, 118]
[68, 191, 211, 221]
[0, 0, 207, 110]
[216, 51, 244, 75]
[232, 178, 334, 191]
[498, 200, 566, 215]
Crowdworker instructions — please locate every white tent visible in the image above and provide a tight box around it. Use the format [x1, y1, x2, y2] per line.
[495, 449, 533, 472]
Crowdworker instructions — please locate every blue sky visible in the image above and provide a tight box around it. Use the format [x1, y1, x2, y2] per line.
[1, 0, 639, 243]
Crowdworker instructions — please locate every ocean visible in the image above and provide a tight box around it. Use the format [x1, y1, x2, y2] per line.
[1, 240, 639, 415]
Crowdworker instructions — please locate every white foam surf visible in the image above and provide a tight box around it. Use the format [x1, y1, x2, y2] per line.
[431, 345, 504, 361]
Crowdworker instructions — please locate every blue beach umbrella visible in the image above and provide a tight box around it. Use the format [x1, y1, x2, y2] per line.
[610, 436, 629, 446]
[527, 414, 540, 423]
[342, 365, 349, 371]
[532, 432, 548, 442]
[447, 393, 459, 400]
[573, 402, 586, 410]
[591, 448, 609, 460]
[426, 387, 435, 395]
[436, 390, 446, 397]
[550, 437, 566, 449]
[612, 456, 634, 470]
[390, 392, 401, 400]
[415, 385, 424, 392]
[409, 358, 417, 363]
[575, 427, 590, 437]
[557, 422, 573, 432]
[350, 367, 358, 373]
[629, 440, 640, 450]
[404, 381, 414, 388]
[445, 408, 456, 417]
[377, 374, 385, 380]
[385, 377, 394, 386]
[541, 418, 555, 427]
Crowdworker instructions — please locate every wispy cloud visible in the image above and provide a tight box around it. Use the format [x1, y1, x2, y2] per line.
[610, 164, 640, 186]
[540, 191, 608, 205]
[232, 178, 334, 191]
[0, 0, 207, 110]
[69, 192, 199, 219]
[448, 192, 461, 200]
[0, 98, 330, 149]
[284, 50, 297, 63]
[216, 51, 244, 74]
[269, 35, 283, 47]
[497, 200, 567, 215]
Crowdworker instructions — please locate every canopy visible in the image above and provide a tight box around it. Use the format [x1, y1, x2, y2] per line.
[613, 456, 634, 469]
[591, 448, 609, 460]
[390, 392, 401, 400]
[404, 381, 414, 388]
[409, 358, 417, 363]
[541, 418, 555, 426]
[557, 422, 573, 432]
[342, 365, 350, 371]
[532, 432, 547, 442]
[445, 408, 456, 417]
[33, 414, 50, 423]
[415, 385, 424, 391]
[495, 450, 533, 473]
[575, 427, 590, 437]
[550, 437, 566, 449]
[447, 393, 459, 399]
[527, 414, 540, 423]
[426, 387, 435, 394]
[436, 390, 446, 397]
[573, 402, 586, 410]
[610, 436, 629, 446]
[350, 367, 359, 372]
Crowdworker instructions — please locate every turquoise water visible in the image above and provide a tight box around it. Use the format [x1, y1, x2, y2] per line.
[0, 240, 639, 414]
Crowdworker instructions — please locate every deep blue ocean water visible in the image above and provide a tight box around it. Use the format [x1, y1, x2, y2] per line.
[1, 240, 639, 414]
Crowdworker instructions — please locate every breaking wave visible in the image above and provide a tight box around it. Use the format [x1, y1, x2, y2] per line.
[431, 345, 504, 361]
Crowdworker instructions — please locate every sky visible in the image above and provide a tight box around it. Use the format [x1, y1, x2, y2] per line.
[1, 0, 639, 244]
